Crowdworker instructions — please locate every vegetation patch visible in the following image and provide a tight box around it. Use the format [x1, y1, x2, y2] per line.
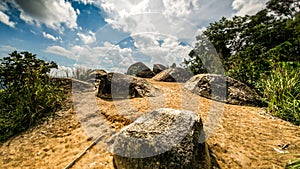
[0, 51, 64, 141]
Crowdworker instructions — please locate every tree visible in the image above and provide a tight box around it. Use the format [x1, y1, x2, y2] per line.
[186, 0, 299, 87]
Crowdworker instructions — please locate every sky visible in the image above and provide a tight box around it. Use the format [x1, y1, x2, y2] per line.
[0, 0, 269, 74]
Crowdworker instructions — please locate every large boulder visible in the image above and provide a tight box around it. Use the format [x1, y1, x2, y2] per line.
[88, 69, 107, 79]
[87, 69, 107, 88]
[184, 74, 263, 106]
[97, 73, 162, 99]
[152, 67, 193, 82]
[108, 108, 211, 169]
[127, 62, 155, 78]
[153, 64, 167, 74]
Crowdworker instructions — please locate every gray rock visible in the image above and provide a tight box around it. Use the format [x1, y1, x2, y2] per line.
[97, 73, 162, 99]
[153, 64, 167, 74]
[71, 78, 95, 92]
[152, 67, 193, 82]
[88, 69, 107, 79]
[184, 74, 263, 106]
[127, 62, 155, 78]
[108, 108, 211, 169]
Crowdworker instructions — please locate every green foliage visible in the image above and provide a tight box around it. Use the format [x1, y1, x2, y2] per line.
[184, 0, 300, 125]
[259, 62, 300, 125]
[0, 51, 64, 141]
[286, 158, 300, 169]
[184, 34, 224, 74]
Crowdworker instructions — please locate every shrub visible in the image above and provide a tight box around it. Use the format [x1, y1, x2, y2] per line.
[259, 62, 300, 125]
[0, 51, 64, 141]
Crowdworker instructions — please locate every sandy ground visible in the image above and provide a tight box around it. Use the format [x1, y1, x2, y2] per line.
[0, 79, 299, 169]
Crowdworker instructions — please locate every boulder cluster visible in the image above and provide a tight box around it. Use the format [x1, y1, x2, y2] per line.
[82, 62, 262, 106]
[74, 61, 263, 169]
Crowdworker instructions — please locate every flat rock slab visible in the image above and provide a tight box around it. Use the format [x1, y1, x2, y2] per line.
[97, 73, 162, 99]
[108, 108, 211, 169]
[184, 74, 263, 106]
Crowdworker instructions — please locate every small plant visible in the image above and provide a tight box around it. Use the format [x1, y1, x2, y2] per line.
[260, 62, 300, 125]
[0, 51, 64, 141]
[286, 158, 300, 169]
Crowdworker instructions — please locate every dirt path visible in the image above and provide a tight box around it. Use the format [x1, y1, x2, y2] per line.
[0, 80, 299, 169]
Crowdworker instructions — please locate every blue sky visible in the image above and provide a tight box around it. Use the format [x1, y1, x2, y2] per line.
[0, 0, 268, 73]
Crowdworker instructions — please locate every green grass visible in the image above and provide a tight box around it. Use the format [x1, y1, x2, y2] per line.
[260, 63, 300, 125]
[286, 158, 300, 169]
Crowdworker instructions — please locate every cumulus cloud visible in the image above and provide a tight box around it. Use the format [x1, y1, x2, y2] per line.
[77, 31, 96, 44]
[45, 42, 135, 72]
[232, 0, 268, 16]
[13, 0, 78, 32]
[0, 11, 16, 27]
[42, 32, 61, 41]
[0, 2, 16, 27]
[162, 0, 200, 17]
[50, 0, 232, 71]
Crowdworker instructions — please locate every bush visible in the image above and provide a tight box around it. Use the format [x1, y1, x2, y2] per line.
[259, 62, 300, 125]
[0, 51, 64, 141]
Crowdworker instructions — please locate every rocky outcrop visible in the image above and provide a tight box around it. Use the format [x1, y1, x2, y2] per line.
[153, 64, 167, 74]
[97, 73, 162, 99]
[88, 69, 107, 79]
[127, 62, 155, 78]
[72, 78, 95, 92]
[152, 67, 193, 82]
[184, 74, 263, 106]
[109, 108, 211, 169]
[88, 69, 107, 88]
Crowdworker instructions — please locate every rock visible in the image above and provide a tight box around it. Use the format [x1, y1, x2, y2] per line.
[153, 64, 167, 74]
[109, 108, 211, 169]
[184, 74, 263, 106]
[97, 73, 162, 99]
[72, 78, 95, 92]
[127, 62, 155, 78]
[88, 69, 107, 79]
[152, 67, 193, 82]
[88, 70, 107, 88]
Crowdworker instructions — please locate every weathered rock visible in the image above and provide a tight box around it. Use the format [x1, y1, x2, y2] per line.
[153, 64, 167, 74]
[184, 74, 263, 106]
[108, 108, 211, 169]
[88, 69, 107, 79]
[152, 67, 193, 82]
[72, 78, 95, 92]
[127, 62, 155, 78]
[97, 73, 162, 99]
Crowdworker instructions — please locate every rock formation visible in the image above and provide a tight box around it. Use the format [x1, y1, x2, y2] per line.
[97, 73, 161, 99]
[184, 74, 263, 106]
[108, 108, 211, 169]
[152, 67, 193, 82]
[127, 62, 155, 78]
[153, 64, 167, 74]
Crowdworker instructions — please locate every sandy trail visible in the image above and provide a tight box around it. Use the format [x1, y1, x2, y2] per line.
[0, 80, 299, 169]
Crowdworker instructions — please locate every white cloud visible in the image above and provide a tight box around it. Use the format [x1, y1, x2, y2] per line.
[45, 42, 134, 72]
[77, 31, 96, 44]
[14, 0, 78, 32]
[162, 0, 200, 17]
[42, 32, 61, 41]
[232, 0, 268, 16]
[0, 11, 16, 27]
[45, 45, 73, 58]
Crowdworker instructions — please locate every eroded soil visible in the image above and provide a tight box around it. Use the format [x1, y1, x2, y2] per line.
[0, 79, 299, 169]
